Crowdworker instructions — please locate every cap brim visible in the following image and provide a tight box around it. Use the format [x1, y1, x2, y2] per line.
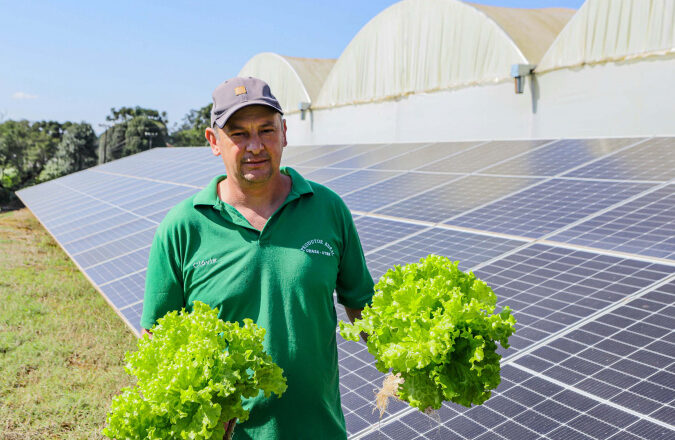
[213, 100, 283, 128]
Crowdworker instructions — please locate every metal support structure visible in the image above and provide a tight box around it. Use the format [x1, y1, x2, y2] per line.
[510, 64, 536, 94]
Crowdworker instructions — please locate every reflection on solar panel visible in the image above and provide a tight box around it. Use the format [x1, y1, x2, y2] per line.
[17, 137, 675, 439]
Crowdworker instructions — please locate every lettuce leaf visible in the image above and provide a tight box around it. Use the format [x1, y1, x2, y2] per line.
[340, 255, 515, 411]
[103, 301, 287, 439]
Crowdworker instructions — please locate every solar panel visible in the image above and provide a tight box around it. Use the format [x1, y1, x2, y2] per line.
[353, 216, 428, 253]
[303, 167, 356, 183]
[365, 227, 527, 280]
[448, 179, 655, 238]
[281, 144, 352, 163]
[550, 184, 675, 259]
[369, 141, 481, 171]
[342, 172, 453, 212]
[100, 270, 146, 309]
[418, 139, 553, 173]
[323, 169, 403, 196]
[474, 244, 673, 352]
[330, 142, 431, 169]
[295, 144, 385, 168]
[16, 136, 675, 440]
[378, 175, 542, 224]
[564, 137, 675, 181]
[480, 138, 644, 177]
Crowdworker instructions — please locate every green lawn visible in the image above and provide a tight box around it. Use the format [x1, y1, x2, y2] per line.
[0, 209, 138, 439]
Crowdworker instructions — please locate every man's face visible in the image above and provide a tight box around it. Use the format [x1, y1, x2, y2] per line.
[208, 105, 287, 187]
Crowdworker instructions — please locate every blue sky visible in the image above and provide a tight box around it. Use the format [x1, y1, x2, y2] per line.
[0, 0, 584, 133]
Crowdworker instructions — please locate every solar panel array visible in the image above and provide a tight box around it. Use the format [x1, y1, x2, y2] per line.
[17, 136, 675, 439]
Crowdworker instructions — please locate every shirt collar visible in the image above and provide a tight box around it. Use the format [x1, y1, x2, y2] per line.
[192, 166, 313, 208]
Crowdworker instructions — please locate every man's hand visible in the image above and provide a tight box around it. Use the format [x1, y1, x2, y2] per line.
[344, 307, 368, 343]
[141, 328, 153, 339]
[224, 418, 236, 440]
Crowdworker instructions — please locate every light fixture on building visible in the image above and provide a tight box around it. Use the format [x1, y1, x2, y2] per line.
[298, 102, 311, 120]
[511, 64, 535, 94]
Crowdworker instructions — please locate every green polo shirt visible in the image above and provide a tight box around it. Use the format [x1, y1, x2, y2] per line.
[141, 167, 374, 440]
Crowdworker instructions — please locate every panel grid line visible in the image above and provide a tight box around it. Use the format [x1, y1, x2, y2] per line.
[119, 299, 144, 311]
[82, 244, 152, 270]
[98, 268, 147, 287]
[92, 169, 204, 189]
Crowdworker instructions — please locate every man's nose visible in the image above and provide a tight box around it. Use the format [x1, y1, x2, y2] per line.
[246, 134, 263, 153]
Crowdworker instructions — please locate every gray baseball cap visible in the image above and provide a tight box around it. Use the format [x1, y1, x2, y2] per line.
[210, 77, 283, 128]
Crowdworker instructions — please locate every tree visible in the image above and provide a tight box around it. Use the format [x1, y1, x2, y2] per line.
[169, 103, 212, 146]
[39, 123, 98, 182]
[0, 120, 68, 205]
[123, 116, 167, 157]
[99, 107, 168, 162]
[106, 106, 168, 125]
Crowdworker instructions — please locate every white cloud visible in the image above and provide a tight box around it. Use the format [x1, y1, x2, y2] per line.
[12, 92, 38, 100]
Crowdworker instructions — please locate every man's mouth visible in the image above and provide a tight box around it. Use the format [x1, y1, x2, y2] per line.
[242, 158, 269, 165]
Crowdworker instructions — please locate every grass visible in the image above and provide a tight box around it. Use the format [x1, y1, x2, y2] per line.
[0, 208, 138, 439]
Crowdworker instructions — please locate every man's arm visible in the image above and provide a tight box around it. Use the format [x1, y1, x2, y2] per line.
[345, 306, 368, 343]
[141, 328, 153, 338]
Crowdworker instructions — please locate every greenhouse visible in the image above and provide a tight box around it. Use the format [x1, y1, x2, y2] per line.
[238, 52, 335, 114]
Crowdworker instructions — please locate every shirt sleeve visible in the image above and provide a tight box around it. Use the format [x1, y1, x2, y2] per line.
[140, 223, 185, 330]
[335, 207, 374, 309]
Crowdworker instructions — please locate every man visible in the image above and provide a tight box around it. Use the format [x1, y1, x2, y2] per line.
[140, 77, 374, 439]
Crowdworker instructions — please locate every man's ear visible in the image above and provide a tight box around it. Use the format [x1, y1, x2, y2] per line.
[281, 119, 287, 148]
[205, 127, 221, 156]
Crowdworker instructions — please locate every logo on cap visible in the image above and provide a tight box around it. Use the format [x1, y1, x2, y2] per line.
[234, 86, 247, 96]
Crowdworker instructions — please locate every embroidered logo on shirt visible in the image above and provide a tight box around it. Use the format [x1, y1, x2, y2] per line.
[301, 239, 335, 257]
[193, 257, 218, 268]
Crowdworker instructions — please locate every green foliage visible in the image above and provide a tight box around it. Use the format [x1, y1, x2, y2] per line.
[39, 123, 98, 182]
[340, 255, 516, 411]
[97, 123, 126, 164]
[99, 107, 168, 162]
[106, 106, 167, 124]
[101, 106, 168, 160]
[103, 302, 287, 440]
[170, 103, 212, 146]
[0, 120, 78, 204]
[123, 116, 167, 156]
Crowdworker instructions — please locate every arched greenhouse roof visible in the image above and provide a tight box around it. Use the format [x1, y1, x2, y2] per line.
[470, 3, 574, 64]
[536, 0, 675, 73]
[238, 53, 335, 113]
[315, 0, 573, 108]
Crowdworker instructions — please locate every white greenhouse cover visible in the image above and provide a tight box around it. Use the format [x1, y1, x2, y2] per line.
[470, 3, 574, 64]
[314, 0, 571, 108]
[537, 0, 675, 72]
[238, 53, 335, 114]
